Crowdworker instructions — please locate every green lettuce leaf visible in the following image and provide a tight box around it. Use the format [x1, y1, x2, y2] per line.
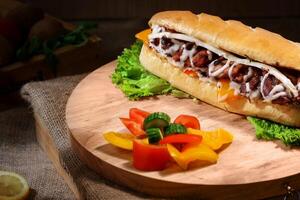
[247, 116, 300, 146]
[112, 40, 172, 100]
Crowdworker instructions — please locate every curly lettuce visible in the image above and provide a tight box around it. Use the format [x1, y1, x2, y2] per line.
[112, 41, 172, 100]
[247, 117, 300, 146]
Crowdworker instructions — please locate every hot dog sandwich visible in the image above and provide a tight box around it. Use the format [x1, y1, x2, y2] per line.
[138, 11, 300, 127]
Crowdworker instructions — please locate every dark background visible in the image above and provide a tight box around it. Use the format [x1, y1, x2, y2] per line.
[0, 2, 299, 198]
[2, 0, 300, 110]
[24, 0, 300, 63]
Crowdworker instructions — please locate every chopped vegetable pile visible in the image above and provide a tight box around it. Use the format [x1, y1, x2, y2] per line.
[103, 108, 233, 171]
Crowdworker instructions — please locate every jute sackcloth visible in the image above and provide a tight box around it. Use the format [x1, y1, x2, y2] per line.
[20, 74, 156, 200]
[0, 106, 74, 199]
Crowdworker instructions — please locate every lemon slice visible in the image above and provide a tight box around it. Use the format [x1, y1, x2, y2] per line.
[0, 171, 29, 200]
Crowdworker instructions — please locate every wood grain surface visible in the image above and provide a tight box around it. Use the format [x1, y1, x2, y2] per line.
[66, 61, 300, 199]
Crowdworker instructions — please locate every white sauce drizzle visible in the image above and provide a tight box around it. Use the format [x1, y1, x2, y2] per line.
[260, 73, 270, 99]
[228, 63, 238, 81]
[267, 84, 287, 101]
[164, 39, 181, 55]
[209, 59, 231, 77]
[207, 50, 213, 60]
[149, 26, 299, 100]
[243, 67, 253, 81]
[269, 84, 285, 96]
[260, 73, 287, 101]
[245, 82, 251, 94]
[179, 44, 196, 67]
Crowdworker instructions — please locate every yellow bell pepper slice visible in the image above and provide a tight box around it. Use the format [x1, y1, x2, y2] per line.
[103, 132, 148, 150]
[167, 143, 218, 170]
[166, 144, 182, 166]
[217, 80, 242, 102]
[103, 132, 134, 150]
[187, 128, 233, 150]
[135, 29, 151, 45]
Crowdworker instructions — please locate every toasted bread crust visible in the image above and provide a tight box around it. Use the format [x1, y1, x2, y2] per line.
[140, 44, 300, 127]
[149, 11, 300, 71]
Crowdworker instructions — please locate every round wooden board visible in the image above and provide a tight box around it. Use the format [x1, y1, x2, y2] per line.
[66, 61, 300, 199]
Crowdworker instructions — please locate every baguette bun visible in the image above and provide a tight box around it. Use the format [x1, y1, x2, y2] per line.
[140, 44, 300, 127]
[149, 11, 300, 71]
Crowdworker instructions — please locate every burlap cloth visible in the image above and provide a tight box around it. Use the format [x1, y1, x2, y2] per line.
[15, 74, 291, 199]
[20, 74, 155, 200]
[0, 106, 74, 199]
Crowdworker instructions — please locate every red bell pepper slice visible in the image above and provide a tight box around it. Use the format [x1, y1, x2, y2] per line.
[129, 108, 150, 126]
[174, 114, 201, 129]
[120, 118, 145, 136]
[183, 69, 199, 78]
[133, 139, 171, 171]
[159, 134, 202, 145]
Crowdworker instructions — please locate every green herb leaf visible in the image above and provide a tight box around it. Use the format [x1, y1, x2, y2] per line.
[16, 37, 42, 60]
[16, 22, 96, 71]
[247, 116, 300, 146]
